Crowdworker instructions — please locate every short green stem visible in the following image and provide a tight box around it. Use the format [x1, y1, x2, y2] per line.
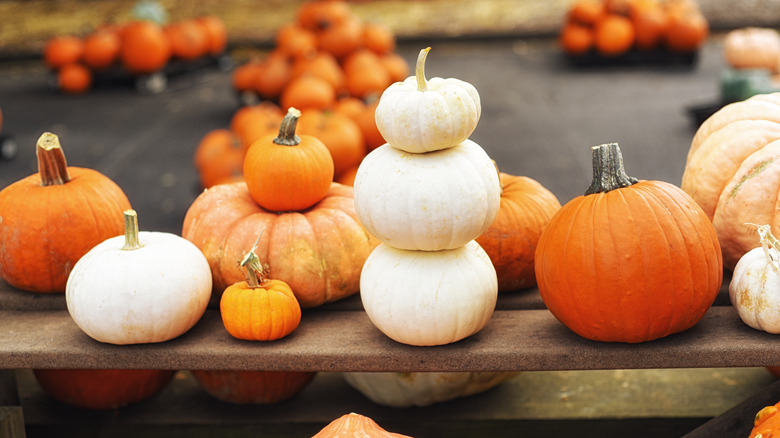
[585, 143, 639, 195]
[121, 209, 143, 251]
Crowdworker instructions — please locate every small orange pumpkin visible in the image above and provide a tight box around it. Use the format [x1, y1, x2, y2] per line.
[297, 107, 365, 178]
[43, 35, 84, 70]
[120, 20, 172, 74]
[535, 143, 722, 343]
[280, 74, 337, 111]
[243, 107, 334, 212]
[57, 63, 92, 94]
[220, 240, 302, 341]
[83, 27, 121, 71]
[342, 48, 392, 99]
[313, 412, 413, 438]
[0, 132, 131, 292]
[194, 15, 228, 56]
[275, 23, 318, 60]
[164, 19, 208, 61]
[229, 101, 285, 148]
[252, 50, 293, 101]
[190, 370, 316, 404]
[194, 129, 245, 188]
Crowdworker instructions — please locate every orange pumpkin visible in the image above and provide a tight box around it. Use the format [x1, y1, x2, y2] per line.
[335, 96, 385, 152]
[57, 63, 92, 94]
[535, 143, 722, 343]
[220, 241, 302, 341]
[33, 369, 175, 410]
[194, 15, 228, 56]
[313, 413, 412, 438]
[342, 48, 392, 99]
[297, 108, 365, 178]
[0, 133, 131, 292]
[316, 14, 363, 59]
[663, 0, 709, 52]
[362, 22, 396, 55]
[229, 101, 285, 148]
[120, 20, 172, 74]
[182, 182, 376, 307]
[378, 52, 411, 84]
[164, 19, 208, 61]
[275, 23, 318, 60]
[296, 0, 353, 32]
[629, 0, 669, 51]
[243, 107, 334, 211]
[476, 172, 561, 291]
[280, 74, 337, 111]
[253, 50, 293, 100]
[190, 370, 316, 404]
[194, 129, 245, 188]
[43, 35, 84, 70]
[749, 401, 780, 438]
[594, 14, 636, 56]
[82, 27, 121, 71]
[290, 51, 346, 94]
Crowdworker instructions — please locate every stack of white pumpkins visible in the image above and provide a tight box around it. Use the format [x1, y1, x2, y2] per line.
[353, 47, 502, 347]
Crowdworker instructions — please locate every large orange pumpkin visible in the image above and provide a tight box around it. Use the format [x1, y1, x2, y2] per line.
[749, 401, 780, 438]
[476, 171, 561, 291]
[682, 92, 780, 270]
[33, 369, 175, 410]
[190, 370, 315, 404]
[0, 133, 131, 292]
[535, 143, 722, 343]
[182, 182, 376, 307]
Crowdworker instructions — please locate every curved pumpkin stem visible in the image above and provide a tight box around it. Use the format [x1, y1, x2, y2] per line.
[273, 107, 303, 147]
[240, 233, 270, 288]
[36, 132, 71, 186]
[752, 224, 780, 273]
[415, 47, 431, 92]
[121, 209, 144, 251]
[585, 143, 639, 195]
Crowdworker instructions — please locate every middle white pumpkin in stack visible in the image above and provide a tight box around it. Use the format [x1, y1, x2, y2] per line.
[353, 47, 501, 346]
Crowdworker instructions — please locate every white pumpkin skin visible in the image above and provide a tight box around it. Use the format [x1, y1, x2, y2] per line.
[374, 48, 481, 153]
[360, 241, 498, 346]
[66, 231, 212, 345]
[343, 371, 519, 408]
[729, 243, 780, 333]
[353, 140, 501, 251]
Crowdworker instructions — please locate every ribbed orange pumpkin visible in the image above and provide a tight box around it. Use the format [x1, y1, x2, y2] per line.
[476, 171, 561, 291]
[243, 107, 334, 212]
[220, 242, 302, 341]
[313, 413, 412, 438]
[535, 143, 722, 343]
[0, 133, 131, 292]
[190, 370, 316, 404]
[33, 369, 175, 410]
[182, 182, 376, 307]
[193, 129, 244, 188]
[682, 92, 780, 270]
[749, 401, 780, 438]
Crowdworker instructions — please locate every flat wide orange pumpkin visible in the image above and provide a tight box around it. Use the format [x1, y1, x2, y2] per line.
[182, 182, 376, 307]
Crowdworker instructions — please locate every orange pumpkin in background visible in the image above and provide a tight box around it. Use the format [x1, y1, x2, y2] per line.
[43, 35, 84, 70]
[280, 74, 337, 111]
[313, 413, 412, 438]
[82, 27, 122, 70]
[164, 19, 209, 61]
[120, 20, 171, 74]
[194, 15, 228, 56]
[57, 63, 92, 94]
[190, 370, 316, 404]
[33, 369, 175, 410]
[342, 48, 392, 99]
[194, 129, 245, 188]
[275, 23, 318, 60]
[229, 101, 285, 148]
[476, 172, 561, 291]
[0, 133, 131, 292]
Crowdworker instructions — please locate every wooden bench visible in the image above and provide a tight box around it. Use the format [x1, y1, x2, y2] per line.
[2, 273, 780, 437]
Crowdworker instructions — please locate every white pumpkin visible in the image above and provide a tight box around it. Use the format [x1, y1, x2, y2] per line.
[343, 371, 519, 408]
[724, 27, 780, 73]
[353, 140, 501, 251]
[374, 47, 481, 154]
[66, 210, 212, 345]
[729, 224, 780, 333]
[360, 240, 498, 346]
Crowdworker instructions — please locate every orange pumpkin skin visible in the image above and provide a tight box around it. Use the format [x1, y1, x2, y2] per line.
[220, 279, 302, 341]
[0, 134, 131, 292]
[535, 145, 722, 343]
[297, 108, 365, 178]
[313, 412, 413, 438]
[194, 129, 245, 188]
[33, 369, 175, 410]
[476, 172, 561, 292]
[182, 182, 377, 307]
[190, 370, 315, 404]
[750, 401, 780, 438]
[120, 20, 172, 74]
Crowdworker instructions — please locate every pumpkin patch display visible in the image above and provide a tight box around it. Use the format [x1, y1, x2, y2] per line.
[682, 92, 780, 269]
[0, 132, 131, 293]
[183, 120, 376, 307]
[313, 412, 412, 438]
[66, 209, 212, 345]
[355, 47, 500, 346]
[729, 224, 780, 333]
[220, 239, 302, 341]
[32, 369, 176, 410]
[190, 370, 316, 404]
[535, 143, 722, 343]
[475, 171, 562, 291]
